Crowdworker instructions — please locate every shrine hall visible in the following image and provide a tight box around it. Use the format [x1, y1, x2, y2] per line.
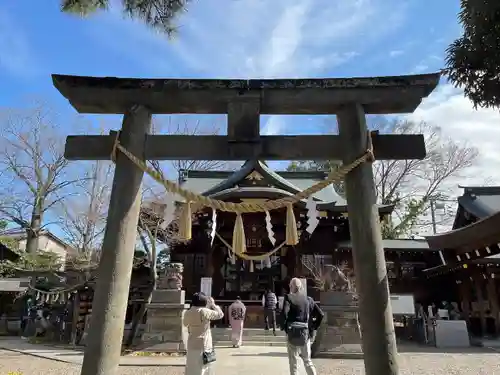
[148, 159, 445, 326]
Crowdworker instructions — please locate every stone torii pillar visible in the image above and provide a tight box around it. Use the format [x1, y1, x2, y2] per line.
[53, 73, 439, 375]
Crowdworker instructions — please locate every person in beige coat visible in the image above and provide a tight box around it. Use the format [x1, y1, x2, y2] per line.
[183, 292, 224, 375]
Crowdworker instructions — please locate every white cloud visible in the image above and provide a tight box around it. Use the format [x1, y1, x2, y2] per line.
[91, 0, 405, 78]
[87, 0, 409, 136]
[408, 83, 500, 186]
[0, 9, 39, 77]
[262, 116, 286, 136]
[389, 50, 404, 57]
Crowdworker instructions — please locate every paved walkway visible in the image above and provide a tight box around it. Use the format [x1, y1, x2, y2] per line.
[2, 337, 500, 375]
[0, 337, 291, 372]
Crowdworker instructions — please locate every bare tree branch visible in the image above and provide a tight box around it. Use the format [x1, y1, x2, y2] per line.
[57, 160, 114, 255]
[371, 119, 478, 238]
[0, 104, 81, 253]
[289, 118, 479, 238]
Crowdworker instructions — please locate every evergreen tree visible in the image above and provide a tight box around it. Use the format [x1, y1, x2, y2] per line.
[61, 0, 189, 35]
[445, 0, 500, 108]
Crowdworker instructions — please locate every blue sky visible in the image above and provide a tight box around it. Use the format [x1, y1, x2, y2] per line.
[1, 0, 459, 117]
[1, 0, 500, 242]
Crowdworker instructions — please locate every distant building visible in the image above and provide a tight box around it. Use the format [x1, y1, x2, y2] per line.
[0, 229, 77, 270]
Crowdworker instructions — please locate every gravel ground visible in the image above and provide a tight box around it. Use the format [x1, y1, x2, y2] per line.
[1, 349, 500, 375]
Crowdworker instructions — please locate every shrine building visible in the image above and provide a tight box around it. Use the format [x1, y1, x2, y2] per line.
[168, 159, 443, 311]
[424, 186, 500, 338]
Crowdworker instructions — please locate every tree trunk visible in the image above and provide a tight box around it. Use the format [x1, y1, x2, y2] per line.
[26, 199, 43, 253]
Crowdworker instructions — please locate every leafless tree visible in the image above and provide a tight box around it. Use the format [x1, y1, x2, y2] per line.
[371, 119, 478, 238]
[289, 119, 478, 238]
[59, 160, 114, 255]
[142, 116, 235, 201]
[0, 104, 81, 253]
[158, 116, 227, 178]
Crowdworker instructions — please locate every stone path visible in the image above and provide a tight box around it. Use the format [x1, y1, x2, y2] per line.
[1, 338, 500, 375]
[0, 338, 292, 374]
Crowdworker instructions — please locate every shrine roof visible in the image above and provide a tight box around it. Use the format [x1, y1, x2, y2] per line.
[52, 73, 440, 115]
[337, 239, 433, 252]
[455, 185, 500, 221]
[181, 159, 395, 213]
[181, 159, 346, 203]
[424, 186, 500, 254]
[425, 210, 500, 252]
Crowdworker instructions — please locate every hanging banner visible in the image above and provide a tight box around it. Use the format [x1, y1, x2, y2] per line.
[200, 277, 212, 297]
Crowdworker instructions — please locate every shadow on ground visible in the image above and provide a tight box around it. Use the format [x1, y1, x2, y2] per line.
[231, 352, 287, 357]
[398, 344, 497, 354]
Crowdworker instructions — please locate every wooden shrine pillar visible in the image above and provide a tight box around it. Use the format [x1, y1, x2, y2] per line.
[459, 281, 471, 325]
[80, 105, 151, 375]
[338, 103, 398, 375]
[473, 274, 487, 336]
[486, 272, 500, 335]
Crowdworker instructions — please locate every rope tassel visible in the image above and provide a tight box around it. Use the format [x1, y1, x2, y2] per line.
[232, 213, 247, 255]
[285, 203, 299, 246]
[179, 202, 192, 241]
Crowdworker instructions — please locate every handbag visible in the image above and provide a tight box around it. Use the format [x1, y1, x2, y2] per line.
[200, 310, 216, 365]
[202, 349, 216, 365]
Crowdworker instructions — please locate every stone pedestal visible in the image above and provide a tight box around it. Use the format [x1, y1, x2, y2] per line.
[141, 289, 189, 353]
[312, 291, 362, 358]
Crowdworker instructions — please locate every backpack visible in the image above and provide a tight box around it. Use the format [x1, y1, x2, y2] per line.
[285, 295, 310, 347]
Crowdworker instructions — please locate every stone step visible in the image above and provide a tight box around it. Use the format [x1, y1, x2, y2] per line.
[213, 340, 287, 348]
[213, 337, 286, 343]
[212, 328, 286, 337]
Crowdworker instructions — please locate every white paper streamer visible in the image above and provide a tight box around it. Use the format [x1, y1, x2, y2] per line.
[265, 210, 276, 245]
[264, 256, 272, 268]
[306, 196, 319, 234]
[210, 209, 217, 246]
[160, 192, 176, 230]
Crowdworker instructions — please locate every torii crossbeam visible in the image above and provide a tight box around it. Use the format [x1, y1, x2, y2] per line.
[54, 73, 440, 375]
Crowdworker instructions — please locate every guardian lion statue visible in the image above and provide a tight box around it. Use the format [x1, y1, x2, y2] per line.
[163, 263, 184, 290]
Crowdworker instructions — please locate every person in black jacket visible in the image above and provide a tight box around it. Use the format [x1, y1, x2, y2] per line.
[262, 288, 278, 335]
[280, 278, 324, 375]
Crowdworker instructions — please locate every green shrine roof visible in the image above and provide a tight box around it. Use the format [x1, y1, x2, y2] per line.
[180, 159, 394, 213]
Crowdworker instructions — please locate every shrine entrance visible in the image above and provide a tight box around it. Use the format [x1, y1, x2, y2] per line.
[56, 73, 440, 375]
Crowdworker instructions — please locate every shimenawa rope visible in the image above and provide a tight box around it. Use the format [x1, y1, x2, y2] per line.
[110, 131, 375, 253]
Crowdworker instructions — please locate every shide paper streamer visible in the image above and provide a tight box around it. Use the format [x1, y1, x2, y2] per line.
[210, 208, 217, 246]
[160, 192, 176, 230]
[306, 196, 319, 235]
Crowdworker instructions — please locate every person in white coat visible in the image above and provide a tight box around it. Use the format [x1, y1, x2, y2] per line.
[183, 292, 224, 375]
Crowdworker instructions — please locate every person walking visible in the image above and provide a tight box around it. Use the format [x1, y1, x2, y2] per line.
[183, 292, 224, 375]
[228, 296, 246, 348]
[280, 278, 324, 375]
[262, 288, 278, 335]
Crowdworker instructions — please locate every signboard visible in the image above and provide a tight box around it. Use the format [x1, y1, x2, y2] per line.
[390, 294, 415, 315]
[200, 277, 212, 297]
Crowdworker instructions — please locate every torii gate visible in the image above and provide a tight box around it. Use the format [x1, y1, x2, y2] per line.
[54, 73, 440, 375]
